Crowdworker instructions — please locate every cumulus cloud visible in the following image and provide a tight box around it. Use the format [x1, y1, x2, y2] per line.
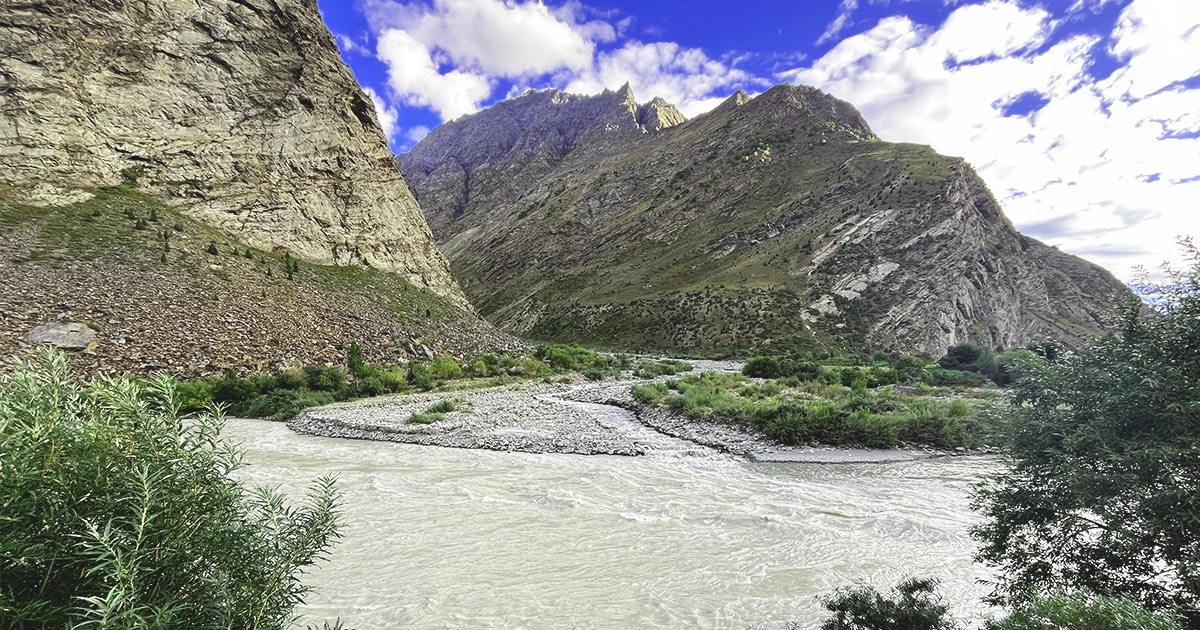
[782, 0, 1200, 279]
[565, 41, 758, 116]
[405, 125, 432, 145]
[364, 0, 595, 77]
[361, 0, 759, 124]
[375, 28, 492, 121]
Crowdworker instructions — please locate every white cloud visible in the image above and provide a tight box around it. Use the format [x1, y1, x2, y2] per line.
[375, 28, 492, 121]
[405, 125, 431, 145]
[365, 0, 595, 77]
[335, 33, 372, 56]
[782, 0, 1200, 279]
[565, 41, 758, 117]
[360, 0, 759, 122]
[818, 0, 860, 45]
[363, 86, 401, 141]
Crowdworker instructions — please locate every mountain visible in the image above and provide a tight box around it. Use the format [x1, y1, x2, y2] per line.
[0, 0, 520, 374]
[400, 84, 1133, 356]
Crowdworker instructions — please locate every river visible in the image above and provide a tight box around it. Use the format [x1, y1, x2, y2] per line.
[223, 399, 999, 630]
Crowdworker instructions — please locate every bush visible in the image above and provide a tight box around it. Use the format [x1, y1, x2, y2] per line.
[537, 344, 598, 371]
[209, 370, 257, 404]
[429, 355, 463, 380]
[937, 343, 984, 371]
[0, 349, 344, 628]
[409, 362, 436, 390]
[632, 382, 669, 404]
[303, 365, 347, 392]
[922, 367, 988, 387]
[176, 379, 213, 412]
[820, 577, 960, 630]
[274, 367, 307, 390]
[743, 356, 821, 380]
[987, 592, 1182, 630]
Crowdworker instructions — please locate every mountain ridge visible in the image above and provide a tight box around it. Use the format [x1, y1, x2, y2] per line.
[400, 83, 1131, 355]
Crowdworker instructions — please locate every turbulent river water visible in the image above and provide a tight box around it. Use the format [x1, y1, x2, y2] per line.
[223, 397, 1000, 630]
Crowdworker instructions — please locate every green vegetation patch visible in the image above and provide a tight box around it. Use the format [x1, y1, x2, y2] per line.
[633, 371, 991, 449]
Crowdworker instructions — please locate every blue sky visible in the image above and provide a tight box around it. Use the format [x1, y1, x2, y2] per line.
[317, 0, 1200, 279]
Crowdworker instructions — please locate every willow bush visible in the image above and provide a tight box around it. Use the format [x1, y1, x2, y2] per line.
[0, 349, 344, 629]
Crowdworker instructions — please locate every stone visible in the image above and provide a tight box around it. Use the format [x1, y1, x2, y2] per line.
[26, 322, 99, 351]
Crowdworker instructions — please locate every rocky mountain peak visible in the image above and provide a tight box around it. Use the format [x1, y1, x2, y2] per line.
[636, 97, 687, 132]
[737, 84, 877, 141]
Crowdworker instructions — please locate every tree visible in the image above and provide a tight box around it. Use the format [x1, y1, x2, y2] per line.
[0, 349, 344, 629]
[938, 343, 983, 371]
[206, 242, 219, 255]
[972, 242, 1200, 625]
[820, 578, 960, 630]
[346, 341, 367, 378]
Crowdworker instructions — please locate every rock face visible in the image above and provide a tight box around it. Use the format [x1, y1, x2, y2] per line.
[0, 0, 466, 307]
[401, 83, 1133, 355]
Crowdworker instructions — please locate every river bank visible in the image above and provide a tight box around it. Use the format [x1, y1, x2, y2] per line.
[289, 360, 983, 463]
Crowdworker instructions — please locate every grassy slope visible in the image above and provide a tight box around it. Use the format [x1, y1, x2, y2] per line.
[0, 185, 519, 375]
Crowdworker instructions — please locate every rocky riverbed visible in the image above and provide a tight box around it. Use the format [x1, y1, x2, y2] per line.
[289, 359, 962, 463]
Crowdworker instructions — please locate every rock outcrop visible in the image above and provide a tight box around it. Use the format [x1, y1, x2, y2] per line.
[0, 0, 466, 306]
[401, 83, 1133, 356]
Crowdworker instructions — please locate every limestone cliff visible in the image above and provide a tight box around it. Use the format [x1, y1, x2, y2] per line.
[0, 0, 465, 306]
[401, 84, 1133, 356]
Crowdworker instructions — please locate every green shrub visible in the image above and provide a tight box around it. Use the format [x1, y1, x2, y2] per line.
[274, 367, 307, 390]
[425, 399, 460, 414]
[987, 592, 1182, 630]
[303, 365, 347, 392]
[469, 358, 489, 377]
[537, 344, 597, 371]
[938, 343, 984, 371]
[0, 349, 344, 629]
[210, 370, 257, 404]
[408, 412, 443, 424]
[176, 379, 213, 412]
[241, 388, 336, 419]
[922, 367, 987, 387]
[632, 382, 669, 404]
[409, 362, 436, 390]
[429, 355, 463, 380]
[206, 242, 219, 255]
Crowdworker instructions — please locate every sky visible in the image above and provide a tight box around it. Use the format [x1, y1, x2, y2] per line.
[317, 0, 1200, 281]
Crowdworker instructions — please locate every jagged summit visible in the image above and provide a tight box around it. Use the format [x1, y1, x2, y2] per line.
[403, 81, 1132, 355]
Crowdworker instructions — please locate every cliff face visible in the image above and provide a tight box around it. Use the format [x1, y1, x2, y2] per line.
[0, 0, 465, 306]
[401, 83, 1132, 356]
[0, 0, 528, 373]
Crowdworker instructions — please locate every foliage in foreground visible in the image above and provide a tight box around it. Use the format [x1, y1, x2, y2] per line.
[816, 580, 1182, 630]
[633, 372, 986, 449]
[972, 244, 1200, 624]
[985, 592, 1184, 630]
[0, 350, 343, 629]
[820, 578, 957, 630]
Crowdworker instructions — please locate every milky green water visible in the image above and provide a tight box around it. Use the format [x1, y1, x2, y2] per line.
[223, 414, 998, 629]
